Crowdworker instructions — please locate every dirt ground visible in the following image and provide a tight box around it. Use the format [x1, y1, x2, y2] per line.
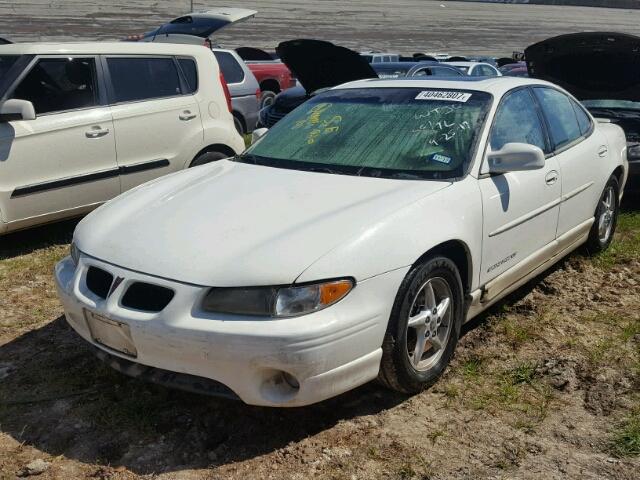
[0, 191, 638, 479]
[1, 1, 640, 55]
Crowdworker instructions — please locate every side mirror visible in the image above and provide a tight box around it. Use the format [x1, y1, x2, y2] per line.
[251, 127, 268, 145]
[0, 99, 36, 122]
[487, 143, 545, 174]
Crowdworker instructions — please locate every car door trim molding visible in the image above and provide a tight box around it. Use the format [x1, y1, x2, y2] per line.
[488, 196, 562, 237]
[488, 181, 594, 238]
[11, 159, 169, 198]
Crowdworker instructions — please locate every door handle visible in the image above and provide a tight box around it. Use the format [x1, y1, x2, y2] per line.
[598, 145, 609, 157]
[545, 170, 559, 185]
[179, 111, 197, 121]
[85, 127, 110, 138]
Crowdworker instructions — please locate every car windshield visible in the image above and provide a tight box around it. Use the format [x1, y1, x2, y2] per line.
[239, 87, 492, 180]
[0, 55, 19, 80]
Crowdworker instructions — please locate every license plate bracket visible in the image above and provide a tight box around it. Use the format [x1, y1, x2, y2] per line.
[84, 310, 138, 358]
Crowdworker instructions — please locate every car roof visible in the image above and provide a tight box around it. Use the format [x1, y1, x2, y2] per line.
[0, 42, 211, 56]
[333, 76, 554, 96]
[445, 62, 492, 67]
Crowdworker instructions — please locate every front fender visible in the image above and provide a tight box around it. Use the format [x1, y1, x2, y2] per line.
[296, 177, 483, 290]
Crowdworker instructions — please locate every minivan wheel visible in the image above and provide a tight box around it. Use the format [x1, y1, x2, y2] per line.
[586, 175, 619, 254]
[379, 256, 463, 395]
[189, 150, 228, 168]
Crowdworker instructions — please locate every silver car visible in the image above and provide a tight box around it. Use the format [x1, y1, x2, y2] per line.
[213, 48, 260, 134]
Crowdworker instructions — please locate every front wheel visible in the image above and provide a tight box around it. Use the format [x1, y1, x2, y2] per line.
[586, 175, 620, 253]
[379, 256, 464, 395]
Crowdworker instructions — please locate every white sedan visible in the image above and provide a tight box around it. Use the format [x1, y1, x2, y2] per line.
[55, 77, 628, 407]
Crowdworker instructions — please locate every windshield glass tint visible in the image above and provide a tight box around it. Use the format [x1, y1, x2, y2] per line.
[242, 87, 492, 179]
[0, 55, 19, 80]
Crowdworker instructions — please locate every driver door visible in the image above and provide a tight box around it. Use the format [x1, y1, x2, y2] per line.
[478, 87, 561, 286]
[0, 56, 118, 228]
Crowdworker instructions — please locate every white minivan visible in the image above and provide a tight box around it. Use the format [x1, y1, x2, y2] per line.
[0, 42, 245, 235]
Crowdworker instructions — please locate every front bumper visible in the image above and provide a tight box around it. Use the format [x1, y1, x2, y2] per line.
[54, 255, 407, 407]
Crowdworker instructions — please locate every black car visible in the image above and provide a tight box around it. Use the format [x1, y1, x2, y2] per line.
[526, 32, 640, 193]
[259, 39, 377, 128]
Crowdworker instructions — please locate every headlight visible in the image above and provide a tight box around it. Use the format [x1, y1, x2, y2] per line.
[70, 242, 80, 266]
[202, 279, 354, 318]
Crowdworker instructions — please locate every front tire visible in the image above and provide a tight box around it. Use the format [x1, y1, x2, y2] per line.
[586, 175, 619, 254]
[260, 90, 277, 109]
[379, 256, 464, 395]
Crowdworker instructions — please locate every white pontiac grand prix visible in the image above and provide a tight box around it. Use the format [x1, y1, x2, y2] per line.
[55, 77, 628, 407]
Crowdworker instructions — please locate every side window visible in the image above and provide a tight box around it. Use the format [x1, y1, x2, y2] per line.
[570, 98, 593, 136]
[480, 65, 496, 76]
[490, 89, 547, 152]
[213, 51, 245, 84]
[412, 68, 429, 77]
[107, 57, 182, 103]
[533, 87, 582, 150]
[471, 66, 483, 77]
[11, 57, 98, 114]
[178, 58, 198, 94]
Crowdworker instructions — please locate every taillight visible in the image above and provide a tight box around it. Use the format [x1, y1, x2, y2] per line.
[219, 71, 232, 113]
[255, 88, 262, 101]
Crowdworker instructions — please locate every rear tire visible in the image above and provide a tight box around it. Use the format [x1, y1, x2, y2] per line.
[189, 150, 228, 168]
[379, 256, 464, 395]
[586, 175, 619, 254]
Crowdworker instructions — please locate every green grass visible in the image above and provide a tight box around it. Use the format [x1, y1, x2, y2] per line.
[595, 212, 640, 269]
[611, 409, 640, 457]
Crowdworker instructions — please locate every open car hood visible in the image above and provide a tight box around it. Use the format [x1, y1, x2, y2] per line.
[143, 8, 257, 43]
[525, 32, 640, 102]
[276, 39, 377, 94]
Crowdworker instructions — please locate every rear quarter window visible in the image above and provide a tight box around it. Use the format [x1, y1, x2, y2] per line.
[571, 98, 593, 136]
[178, 58, 198, 94]
[213, 51, 245, 84]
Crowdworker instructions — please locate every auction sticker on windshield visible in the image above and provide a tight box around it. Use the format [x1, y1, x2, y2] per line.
[416, 91, 472, 102]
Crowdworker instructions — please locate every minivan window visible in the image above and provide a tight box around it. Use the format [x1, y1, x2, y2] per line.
[213, 51, 244, 84]
[11, 57, 98, 115]
[533, 87, 582, 150]
[490, 88, 547, 152]
[107, 57, 182, 103]
[178, 58, 198, 93]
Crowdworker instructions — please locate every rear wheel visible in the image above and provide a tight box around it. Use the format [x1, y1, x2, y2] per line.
[379, 256, 464, 394]
[586, 175, 619, 253]
[189, 150, 228, 168]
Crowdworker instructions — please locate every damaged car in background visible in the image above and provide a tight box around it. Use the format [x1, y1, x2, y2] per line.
[259, 39, 378, 127]
[526, 31, 640, 192]
[57, 76, 627, 406]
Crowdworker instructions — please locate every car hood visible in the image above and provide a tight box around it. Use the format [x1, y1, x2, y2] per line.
[525, 32, 640, 101]
[275, 39, 377, 94]
[143, 8, 257, 43]
[76, 160, 450, 287]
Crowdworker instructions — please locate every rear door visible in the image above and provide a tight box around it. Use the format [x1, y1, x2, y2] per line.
[532, 87, 606, 237]
[0, 55, 118, 225]
[104, 55, 202, 192]
[478, 87, 561, 286]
